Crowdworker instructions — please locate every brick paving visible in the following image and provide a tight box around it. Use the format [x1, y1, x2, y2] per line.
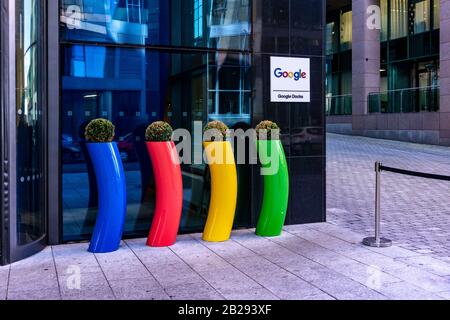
[1, 223, 450, 300]
[327, 134, 450, 261]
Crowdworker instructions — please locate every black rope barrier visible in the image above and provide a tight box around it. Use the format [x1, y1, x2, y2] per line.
[380, 165, 450, 182]
[363, 161, 450, 248]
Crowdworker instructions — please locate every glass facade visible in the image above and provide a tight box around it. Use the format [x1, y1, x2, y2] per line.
[381, 0, 388, 41]
[390, 0, 408, 39]
[0, 0, 326, 264]
[60, 0, 254, 241]
[0, 0, 3, 263]
[340, 11, 352, 51]
[325, 5, 352, 116]
[433, 0, 440, 30]
[59, 0, 326, 242]
[326, 0, 440, 114]
[1, 0, 47, 265]
[60, 0, 251, 50]
[16, 0, 46, 246]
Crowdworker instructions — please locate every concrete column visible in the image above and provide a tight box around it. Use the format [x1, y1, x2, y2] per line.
[440, 0, 450, 145]
[352, 0, 381, 133]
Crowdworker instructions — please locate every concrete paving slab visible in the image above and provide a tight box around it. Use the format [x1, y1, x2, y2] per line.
[178, 252, 232, 273]
[9, 247, 54, 269]
[437, 291, 450, 300]
[377, 281, 446, 300]
[58, 272, 114, 300]
[325, 259, 402, 287]
[383, 264, 450, 293]
[301, 293, 337, 300]
[225, 256, 326, 300]
[199, 266, 263, 294]
[308, 271, 388, 300]
[170, 240, 235, 273]
[219, 286, 281, 300]
[0, 266, 9, 290]
[146, 261, 205, 288]
[283, 224, 313, 233]
[3, 222, 449, 300]
[271, 234, 345, 265]
[61, 286, 115, 300]
[58, 271, 108, 292]
[365, 246, 423, 259]
[7, 287, 61, 301]
[100, 262, 153, 281]
[129, 245, 182, 267]
[273, 257, 345, 284]
[198, 238, 257, 260]
[52, 242, 90, 256]
[109, 278, 170, 300]
[53, 252, 102, 276]
[306, 223, 364, 244]
[93, 243, 137, 264]
[396, 255, 450, 276]
[0, 286, 7, 300]
[165, 281, 223, 301]
[8, 267, 59, 293]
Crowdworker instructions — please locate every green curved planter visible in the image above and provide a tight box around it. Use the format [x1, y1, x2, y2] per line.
[256, 140, 290, 237]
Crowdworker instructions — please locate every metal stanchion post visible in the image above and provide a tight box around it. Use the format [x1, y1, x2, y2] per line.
[363, 162, 392, 248]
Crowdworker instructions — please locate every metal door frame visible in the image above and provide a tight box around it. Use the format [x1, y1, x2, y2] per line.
[0, 0, 8, 266]
[1, 0, 48, 265]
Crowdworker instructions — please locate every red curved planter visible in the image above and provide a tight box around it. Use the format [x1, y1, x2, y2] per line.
[146, 141, 183, 247]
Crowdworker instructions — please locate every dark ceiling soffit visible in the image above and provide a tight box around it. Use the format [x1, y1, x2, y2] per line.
[327, 0, 352, 13]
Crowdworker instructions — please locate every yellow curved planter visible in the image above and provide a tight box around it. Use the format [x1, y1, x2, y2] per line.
[203, 141, 238, 242]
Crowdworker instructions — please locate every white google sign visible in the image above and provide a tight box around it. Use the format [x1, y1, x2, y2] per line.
[270, 56, 311, 103]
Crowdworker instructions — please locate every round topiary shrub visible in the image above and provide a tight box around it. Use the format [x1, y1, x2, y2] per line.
[145, 121, 174, 142]
[204, 121, 229, 142]
[256, 120, 280, 140]
[85, 119, 115, 143]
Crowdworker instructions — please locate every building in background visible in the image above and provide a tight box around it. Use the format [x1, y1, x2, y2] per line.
[326, 0, 449, 146]
[0, 0, 326, 265]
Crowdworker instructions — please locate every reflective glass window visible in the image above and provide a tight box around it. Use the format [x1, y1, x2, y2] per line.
[16, 0, 46, 245]
[61, 47, 252, 240]
[207, 52, 251, 121]
[340, 11, 352, 51]
[381, 0, 388, 41]
[411, 0, 430, 34]
[433, 0, 440, 30]
[60, 0, 252, 51]
[325, 22, 338, 55]
[194, 0, 204, 41]
[390, 0, 408, 39]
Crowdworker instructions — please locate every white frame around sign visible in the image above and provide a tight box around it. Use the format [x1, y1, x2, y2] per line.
[270, 56, 311, 103]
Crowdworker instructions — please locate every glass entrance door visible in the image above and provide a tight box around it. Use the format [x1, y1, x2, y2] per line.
[8, 0, 47, 263]
[0, 0, 46, 266]
[0, 1, 4, 264]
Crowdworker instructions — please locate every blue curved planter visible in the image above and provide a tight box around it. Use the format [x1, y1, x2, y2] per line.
[87, 143, 127, 253]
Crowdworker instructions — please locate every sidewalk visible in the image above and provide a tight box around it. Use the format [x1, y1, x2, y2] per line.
[327, 134, 450, 260]
[1, 223, 450, 300]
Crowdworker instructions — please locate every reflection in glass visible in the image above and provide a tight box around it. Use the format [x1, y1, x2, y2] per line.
[381, 0, 388, 41]
[411, 0, 430, 34]
[194, 0, 204, 41]
[390, 0, 408, 39]
[16, 0, 45, 245]
[325, 22, 338, 55]
[60, 0, 252, 51]
[61, 47, 252, 241]
[433, 0, 440, 30]
[340, 11, 352, 51]
[207, 52, 251, 124]
[208, 0, 251, 50]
